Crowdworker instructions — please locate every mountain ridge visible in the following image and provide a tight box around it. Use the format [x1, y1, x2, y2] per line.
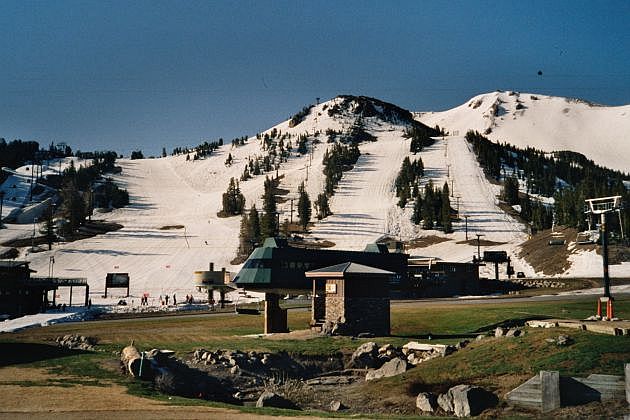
[1, 91, 629, 303]
[416, 90, 630, 173]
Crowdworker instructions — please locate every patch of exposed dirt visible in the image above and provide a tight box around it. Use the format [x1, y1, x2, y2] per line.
[259, 329, 321, 341]
[455, 238, 507, 246]
[0, 367, 291, 420]
[287, 238, 335, 249]
[0, 367, 65, 382]
[520, 226, 630, 275]
[2, 220, 123, 248]
[519, 226, 577, 275]
[0, 247, 18, 259]
[607, 244, 630, 265]
[404, 235, 450, 249]
[158, 225, 184, 230]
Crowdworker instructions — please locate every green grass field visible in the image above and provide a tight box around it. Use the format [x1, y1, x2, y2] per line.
[1, 296, 629, 417]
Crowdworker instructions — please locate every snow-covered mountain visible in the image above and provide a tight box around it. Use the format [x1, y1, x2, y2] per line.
[416, 91, 630, 173]
[1, 93, 629, 309]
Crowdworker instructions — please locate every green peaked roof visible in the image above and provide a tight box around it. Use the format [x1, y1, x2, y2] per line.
[306, 262, 394, 276]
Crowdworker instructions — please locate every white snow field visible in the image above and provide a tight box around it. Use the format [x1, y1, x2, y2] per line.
[1, 93, 629, 330]
[417, 91, 630, 173]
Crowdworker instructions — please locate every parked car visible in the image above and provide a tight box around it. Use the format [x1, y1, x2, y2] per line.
[516, 272, 526, 278]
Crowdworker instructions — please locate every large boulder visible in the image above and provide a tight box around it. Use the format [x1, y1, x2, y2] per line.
[348, 341, 379, 369]
[506, 328, 522, 337]
[365, 357, 407, 381]
[256, 391, 300, 410]
[329, 400, 347, 411]
[443, 384, 497, 417]
[416, 392, 437, 412]
[556, 334, 572, 346]
[437, 391, 454, 413]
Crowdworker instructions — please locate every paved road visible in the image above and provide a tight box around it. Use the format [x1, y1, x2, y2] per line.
[392, 293, 630, 307]
[85, 292, 630, 325]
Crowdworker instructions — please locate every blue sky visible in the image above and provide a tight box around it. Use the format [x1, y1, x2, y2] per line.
[1, 0, 629, 156]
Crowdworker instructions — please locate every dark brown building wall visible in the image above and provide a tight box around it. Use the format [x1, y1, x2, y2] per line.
[322, 276, 390, 336]
[344, 297, 390, 336]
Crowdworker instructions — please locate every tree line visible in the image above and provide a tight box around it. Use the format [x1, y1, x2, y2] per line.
[469, 130, 629, 237]
[395, 156, 424, 208]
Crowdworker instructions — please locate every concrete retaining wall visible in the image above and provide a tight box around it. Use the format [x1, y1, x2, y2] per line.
[507, 369, 628, 411]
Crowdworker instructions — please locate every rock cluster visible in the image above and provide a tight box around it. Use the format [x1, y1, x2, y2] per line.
[55, 334, 97, 351]
[508, 278, 566, 289]
[347, 342, 381, 369]
[365, 357, 407, 381]
[417, 384, 497, 417]
[545, 334, 573, 346]
[190, 348, 334, 382]
[256, 391, 300, 410]
[192, 348, 273, 372]
[402, 341, 459, 366]
[494, 327, 524, 338]
[347, 341, 462, 381]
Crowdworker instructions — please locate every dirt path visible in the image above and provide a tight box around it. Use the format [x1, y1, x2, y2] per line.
[0, 366, 326, 419]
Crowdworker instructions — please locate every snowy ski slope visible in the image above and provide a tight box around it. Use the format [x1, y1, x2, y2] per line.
[1, 93, 629, 313]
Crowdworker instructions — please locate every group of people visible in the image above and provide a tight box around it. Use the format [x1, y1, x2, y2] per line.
[158, 294, 177, 306]
[136, 293, 197, 306]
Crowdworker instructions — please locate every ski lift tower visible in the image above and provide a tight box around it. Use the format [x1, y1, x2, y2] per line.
[585, 195, 623, 320]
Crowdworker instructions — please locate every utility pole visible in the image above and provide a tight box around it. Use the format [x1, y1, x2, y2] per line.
[446, 164, 451, 178]
[0, 191, 4, 227]
[88, 187, 93, 222]
[30, 161, 35, 201]
[464, 215, 469, 241]
[31, 217, 38, 252]
[48, 256, 55, 279]
[476, 234, 485, 261]
[290, 198, 294, 224]
[455, 195, 461, 219]
[585, 196, 623, 319]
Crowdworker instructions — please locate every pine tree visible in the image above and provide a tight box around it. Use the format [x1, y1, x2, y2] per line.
[260, 176, 278, 238]
[422, 181, 434, 229]
[314, 193, 331, 220]
[241, 166, 250, 181]
[412, 183, 419, 199]
[398, 184, 410, 208]
[412, 194, 423, 225]
[502, 175, 520, 205]
[441, 183, 452, 233]
[221, 178, 245, 216]
[297, 182, 311, 231]
[249, 204, 261, 246]
[60, 180, 86, 234]
[238, 211, 251, 257]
